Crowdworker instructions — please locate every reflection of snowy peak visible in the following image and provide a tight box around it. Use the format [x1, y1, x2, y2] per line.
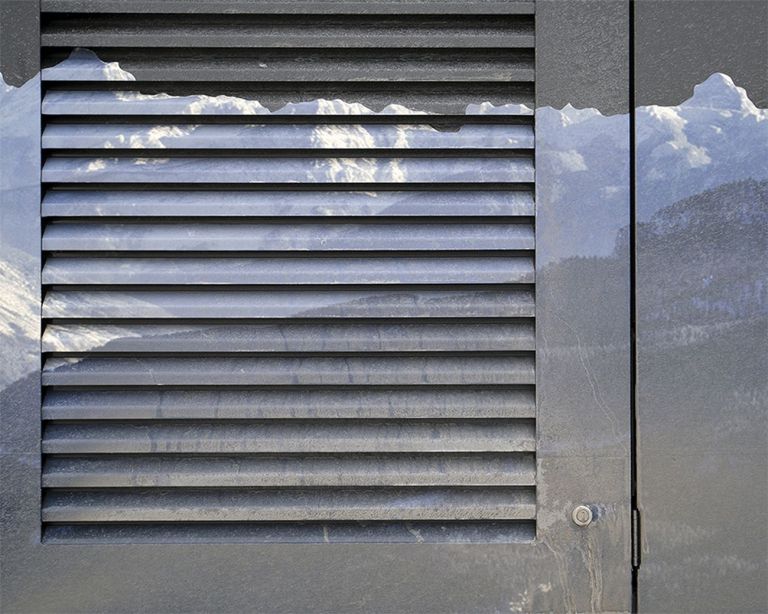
[681, 72, 757, 113]
[42, 48, 135, 81]
[637, 73, 768, 219]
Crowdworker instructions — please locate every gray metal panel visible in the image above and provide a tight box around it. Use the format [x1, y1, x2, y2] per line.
[1, 2, 635, 612]
[635, 3, 768, 611]
[534, 0, 633, 609]
[534, 0, 630, 114]
[635, 0, 768, 107]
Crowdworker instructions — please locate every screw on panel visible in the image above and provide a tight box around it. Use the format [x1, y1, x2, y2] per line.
[571, 505, 593, 527]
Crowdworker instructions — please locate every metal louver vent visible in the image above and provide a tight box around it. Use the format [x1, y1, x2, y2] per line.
[39, 0, 536, 543]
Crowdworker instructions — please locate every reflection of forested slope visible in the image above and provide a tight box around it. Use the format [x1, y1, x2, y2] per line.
[633, 183, 767, 611]
[637, 178, 767, 332]
[533, 166, 768, 353]
[635, 178, 766, 439]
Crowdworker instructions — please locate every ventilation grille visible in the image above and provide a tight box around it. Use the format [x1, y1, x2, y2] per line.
[40, 0, 536, 543]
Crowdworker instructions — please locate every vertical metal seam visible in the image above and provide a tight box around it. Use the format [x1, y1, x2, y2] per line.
[629, 0, 641, 611]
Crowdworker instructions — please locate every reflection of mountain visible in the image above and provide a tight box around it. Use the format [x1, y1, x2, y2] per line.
[547, 177, 767, 352]
[637, 179, 767, 333]
[538, 72, 767, 264]
[637, 74, 768, 220]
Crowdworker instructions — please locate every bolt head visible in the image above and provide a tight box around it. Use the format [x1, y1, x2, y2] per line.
[572, 505, 593, 527]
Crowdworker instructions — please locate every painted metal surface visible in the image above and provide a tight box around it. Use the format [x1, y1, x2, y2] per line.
[0, 2, 633, 612]
[635, 3, 768, 610]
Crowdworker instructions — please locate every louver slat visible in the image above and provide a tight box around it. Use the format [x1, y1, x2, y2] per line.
[42, 289, 536, 319]
[42, 157, 534, 184]
[41, 190, 535, 218]
[42, 123, 535, 149]
[42, 421, 537, 454]
[43, 223, 534, 252]
[42, 356, 536, 386]
[40, 1, 535, 16]
[42, 256, 534, 285]
[42, 454, 537, 488]
[42, 322, 536, 353]
[39, 1, 537, 542]
[42, 389, 537, 421]
[41, 91, 536, 117]
[42, 487, 537, 523]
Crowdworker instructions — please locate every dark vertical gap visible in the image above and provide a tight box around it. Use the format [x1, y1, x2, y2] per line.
[38, 0, 45, 538]
[629, 0, 640, 612]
